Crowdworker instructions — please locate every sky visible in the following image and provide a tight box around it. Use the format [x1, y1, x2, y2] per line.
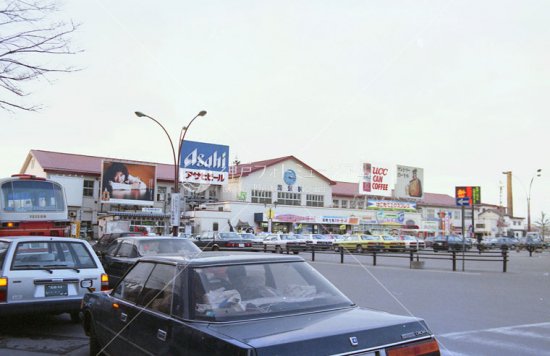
[1, 0, 548, 221]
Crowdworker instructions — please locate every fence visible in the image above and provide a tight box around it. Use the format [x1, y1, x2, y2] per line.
[301, 246, 509, 273]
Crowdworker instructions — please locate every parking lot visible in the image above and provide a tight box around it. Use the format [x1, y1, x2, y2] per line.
[0, 249, 549, 355]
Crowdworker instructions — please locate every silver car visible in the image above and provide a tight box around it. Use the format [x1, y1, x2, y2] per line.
[0, 236, 108, 322]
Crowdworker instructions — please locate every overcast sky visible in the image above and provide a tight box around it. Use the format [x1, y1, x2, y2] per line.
[2, 0, 548, 220]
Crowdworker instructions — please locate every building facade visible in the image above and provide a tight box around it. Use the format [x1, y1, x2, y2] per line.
[17, 150, 525, 238]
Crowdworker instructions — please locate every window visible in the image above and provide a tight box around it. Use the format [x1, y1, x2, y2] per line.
[114, 262, 155, 303]
[11, 241, 97, 270]
[341, 200, 348, 209]
[157, 186, 167, 201]
[277, 192, 301, 206]
[350, 200, 357, 209]
[139, 263, 176, 315]
[116, 241, 138, 258]
[306, 194, 324, 207]
[426, 209, 435, 219]
[332, 199, 339, 208]
[251, 190, 272, 204]
[357, 200, 364, 209]
[83, 180, 94, 197]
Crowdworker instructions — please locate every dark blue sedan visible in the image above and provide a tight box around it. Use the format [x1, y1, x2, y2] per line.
[82, 253, 440, 355]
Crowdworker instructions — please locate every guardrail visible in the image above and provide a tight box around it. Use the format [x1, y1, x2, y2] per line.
[303, 246, 510, 273]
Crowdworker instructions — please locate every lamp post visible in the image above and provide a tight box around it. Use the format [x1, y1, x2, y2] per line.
[265, 201, 278, 233]
[134, 110, 207, 236]
[527, 169, 542, 232]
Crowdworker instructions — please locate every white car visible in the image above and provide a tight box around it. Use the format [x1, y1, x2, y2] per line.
[0, 236, 108, 322]
[262, 234, 308, 254]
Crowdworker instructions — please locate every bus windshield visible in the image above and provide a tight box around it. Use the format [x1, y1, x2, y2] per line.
[1, 180, 65, 213]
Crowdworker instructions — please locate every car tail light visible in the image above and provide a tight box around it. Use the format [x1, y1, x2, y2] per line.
[386, 338, 440, 356]
[101, 274, 109, 291]
[245, 242, 252, 247]
[0, 277, 7, 303]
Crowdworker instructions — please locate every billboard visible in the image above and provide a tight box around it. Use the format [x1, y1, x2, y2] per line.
[395, 165, 424, 199]
[455, 186, 481, 206]
[100, 160, 156, 206]
[359, 162, 394, 197]
[180, 140, 229, 185]
[367, 199, 417, 211]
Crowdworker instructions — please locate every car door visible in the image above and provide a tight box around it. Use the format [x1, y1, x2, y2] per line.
[129, 263, 177, 355]
[101, 261, 155, 355]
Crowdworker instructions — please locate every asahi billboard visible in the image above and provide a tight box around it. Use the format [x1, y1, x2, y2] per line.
[180, 140, 229, 185]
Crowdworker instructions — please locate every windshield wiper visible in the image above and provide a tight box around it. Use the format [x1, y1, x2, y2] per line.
[43, 264, 80, 273]
[13, 264, 54, 274]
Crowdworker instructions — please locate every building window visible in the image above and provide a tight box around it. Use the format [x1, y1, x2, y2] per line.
[251, 190, 272, 204]
[426, 209, 435, 219]
[277, 192, 301, 206]
[157, 187, 167, 201]
[341, 200, 348, 209]
[357, 200, 364, 209]
[208, 187, 218, 202]
[306, 194, 324, 207]
[83, 180, 94, 197]
[333, 199, 339, 208]
[350, 200, 357, 209]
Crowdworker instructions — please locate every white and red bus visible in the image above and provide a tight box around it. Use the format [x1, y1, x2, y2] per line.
[0, 174, 69, 237]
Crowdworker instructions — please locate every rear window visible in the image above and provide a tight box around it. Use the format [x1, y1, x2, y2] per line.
[11, 241, 97, 270]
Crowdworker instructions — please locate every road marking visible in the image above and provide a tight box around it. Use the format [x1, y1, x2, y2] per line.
[312, 261, 481, 275]
[439, 322, 550, 338]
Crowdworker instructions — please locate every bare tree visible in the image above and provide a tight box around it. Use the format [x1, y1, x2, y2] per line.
[534, 211, 549, 239]
[0, 0, 79, 112]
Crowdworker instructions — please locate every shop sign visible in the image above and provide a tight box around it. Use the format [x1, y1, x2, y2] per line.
[317, 216, 360, 225]
[367, 199, 416, 211]
[142, 207, 162, 214]
[237, 191, 247, 201]
[376, 211, 405, 225]
[395, 165, 424, 199]
[273, 214, 315, 223]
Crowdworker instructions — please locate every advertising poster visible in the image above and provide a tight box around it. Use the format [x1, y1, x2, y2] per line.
[359, 162, 394, 197]
[395, 165, 424, 199]
[180, 140, 229, 185]
[101, 160, 156, 206]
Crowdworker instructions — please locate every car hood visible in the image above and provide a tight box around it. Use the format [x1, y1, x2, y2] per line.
[207, 307, 432, 355]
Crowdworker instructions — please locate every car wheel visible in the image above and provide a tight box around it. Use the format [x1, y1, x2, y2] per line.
[212, 245, 220, 251]
[276, 246, 282, 254]
[355, 245, 363, 253]
[70, 311, 81, 324]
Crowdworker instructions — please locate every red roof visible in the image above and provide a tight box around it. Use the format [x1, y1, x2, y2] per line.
[230, 155, 335, 184]
[28, 150, 176, 182]
[332, 181, 456, 206]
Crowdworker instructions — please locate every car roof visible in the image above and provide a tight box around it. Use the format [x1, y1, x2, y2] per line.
[137, 252, 304, 267]
[115, 235, 189, 241]
[0, 236, 87, 243]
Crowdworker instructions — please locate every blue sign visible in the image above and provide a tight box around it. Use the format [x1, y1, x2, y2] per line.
[180, 140, 229, 185]
[456, 197, 470, 206]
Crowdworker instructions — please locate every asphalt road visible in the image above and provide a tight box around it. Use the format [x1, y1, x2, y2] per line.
[1, 249, 549, 356]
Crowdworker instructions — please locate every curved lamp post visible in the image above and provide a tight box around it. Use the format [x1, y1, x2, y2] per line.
[135, 110, 207, 236]
[527, 169, 542, 232]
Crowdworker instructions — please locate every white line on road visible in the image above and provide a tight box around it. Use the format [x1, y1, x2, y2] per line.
[439, 321, 550, 338]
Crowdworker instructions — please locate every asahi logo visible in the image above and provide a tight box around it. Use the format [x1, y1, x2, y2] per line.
[183, 149, 227, 170]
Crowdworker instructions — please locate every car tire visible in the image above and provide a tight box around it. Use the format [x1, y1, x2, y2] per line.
[89, 328, 103, 356]
[70, 311, 81, 324]
[212, 245, 220, 251]
[276, 246, 282, 254]
[355, 245, 363, 253]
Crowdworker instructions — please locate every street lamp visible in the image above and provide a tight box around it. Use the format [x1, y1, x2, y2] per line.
[134, 110, 207, 236]
[527, 169, 542, 232]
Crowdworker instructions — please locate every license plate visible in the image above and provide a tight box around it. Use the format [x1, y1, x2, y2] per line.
[45, 284, 68, 297]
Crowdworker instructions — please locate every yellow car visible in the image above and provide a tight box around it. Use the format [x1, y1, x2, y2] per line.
[378, 234, 407, 252]
[333, 235, 384, 253]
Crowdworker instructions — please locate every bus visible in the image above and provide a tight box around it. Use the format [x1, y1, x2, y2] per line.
[0, 174, 70, 237]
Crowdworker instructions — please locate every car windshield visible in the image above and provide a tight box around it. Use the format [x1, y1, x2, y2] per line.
[219, 232, 242, 240]
[11, 241, 97, 270]
[137, 239, 200, 256]
[190, 261, 353, 322]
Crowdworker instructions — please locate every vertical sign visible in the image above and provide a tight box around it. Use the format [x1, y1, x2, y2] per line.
[359, 163, 393, 197]
[455, 186, 481, 206]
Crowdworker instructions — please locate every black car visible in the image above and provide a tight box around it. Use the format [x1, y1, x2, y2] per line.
[92, 231, 142, 255]
[192, 231, 255, 251]
[433, 235, 472, 252]
[82, 253, 440, 355]
[98, 236, 200, 287]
